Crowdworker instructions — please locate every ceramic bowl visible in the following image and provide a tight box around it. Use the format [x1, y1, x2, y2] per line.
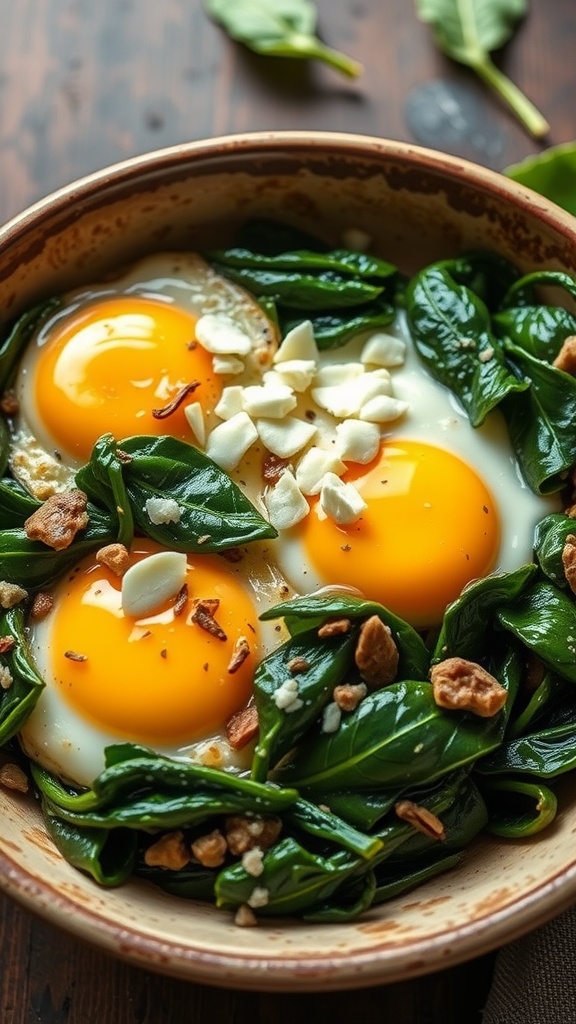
[1, 132, 576, 992]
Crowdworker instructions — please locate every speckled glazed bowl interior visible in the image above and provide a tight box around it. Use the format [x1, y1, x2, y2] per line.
[1, 132, 576, 992]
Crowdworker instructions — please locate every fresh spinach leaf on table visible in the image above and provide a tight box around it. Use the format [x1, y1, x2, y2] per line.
[203, 0, 362, 78]
[505, 142, 576, 216]
[414, 0, 549, 138]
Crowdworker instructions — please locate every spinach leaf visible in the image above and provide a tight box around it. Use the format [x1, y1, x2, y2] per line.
[251, 624, 360, 782]
[444, 250, 521, 310]
[493, 306, 576, 361]
[42, 807, 137, 886]
[503, 269, 576, 308]
[203, 0, 362, 78]
[261, 591, 430, 681]
[0, 607, 45, 744]
[0, 506, 115, 590]
[286, 799, 383, 859]
[0, 478, 41, 528]
[533, 513, 575, 588]
[209, 263, 383, 310]
[236, 218, 329, 255]
[75, 434, 134, 546]
[501, 344, 576, 493]
[274, 680, 504, 792]
[209, 247, 396, 283]
[478, 715, 576, 778]
[77, 434, 277, 552]
[481, 777, 557, 836]
[497, 581, 576, 682]
[372, 852, 462, 904]
[505, 142, 576, 216]
[404, 264, 528, 426]
[414, 0, 549, 139]
[0, 298, 61, 390]
[281, 299, 396, 350]
[137, 860, 216, 900]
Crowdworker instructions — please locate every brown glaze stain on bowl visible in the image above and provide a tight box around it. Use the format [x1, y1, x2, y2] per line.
[1, 132, 576, 991]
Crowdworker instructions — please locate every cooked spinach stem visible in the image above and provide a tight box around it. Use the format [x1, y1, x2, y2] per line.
[2, 231, 576, 919]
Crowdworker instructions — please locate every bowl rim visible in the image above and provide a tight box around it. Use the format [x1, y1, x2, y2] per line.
[2, 130, 576, 990]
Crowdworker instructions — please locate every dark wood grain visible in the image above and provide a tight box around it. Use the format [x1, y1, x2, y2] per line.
[0, 1, 574, 1021]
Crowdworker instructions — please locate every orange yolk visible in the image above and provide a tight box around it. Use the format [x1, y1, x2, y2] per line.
[47, 541, 258, 745]
[301, 439, 500, 628]
[33, 296, 222, 463]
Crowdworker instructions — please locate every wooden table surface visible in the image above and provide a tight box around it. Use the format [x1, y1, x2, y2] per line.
[0, 2, 574, 1021]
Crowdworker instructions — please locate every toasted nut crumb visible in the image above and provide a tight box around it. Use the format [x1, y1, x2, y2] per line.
[287, 656, 310, 674]
[553, 335, 576, 374]
[0, 665, 13, 690]
[64, 650, 88, 662]
[562, 534, 576, 594]
[0, 391, 19, 416]
[395, 800, 445, 840]
[225, 815, 282, 856]
[226, 704, 259, 750]
[30, 592, 54, 621]
[0, 581, 28, 609]
[565, 503, 576, 519]
[0, 763, 28, 792]
[227, 636, 250, 674]
[0, 636, 16, 655]
[152, 380, 201, 418]
[96, 543, 130, 577]
[191, 829, 228, 868]
[333, 681, 368, 712]
[173, 584, 188, 617]
[144, 830, 190, 870]
[234, 903, 258, 927]
[354, 615, 399, 690]
[318, 618, 351, 638]
[24, 489, 89, 550]
[430, 657, 507, 717]
[191, 598, 227, 640]
[262, 453, 290, 485]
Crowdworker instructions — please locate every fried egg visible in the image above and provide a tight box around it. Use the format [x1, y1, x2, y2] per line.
[270, 316, 559, 628]
[9, 253, 277, 498]
[20, 538, 289, 787]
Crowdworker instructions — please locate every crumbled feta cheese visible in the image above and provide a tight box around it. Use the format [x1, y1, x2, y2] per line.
[479, 347, 495, 363]
[273, 677, 304, 713]
[0, 665, 13, 690]
[247, 886, 270, 908]
[274, 320, 319, 363]
[241, 383, 297, 418]
[212, 354, 245, 375]
[361, 332, 407, 367]
[256, 416, 317, 459]
[121, 551, 187, 617]
[184, 402, 205, 447]
[321, 701, 342, 733]
[334, 419, 380, 464]
[312, 369, 392, 419]
[359, 394, 408, 423]
[265, 470, 309, 530]
[242, 847, 264, 877]
[295, 447, 346, 495]
[195, 313, 252, 355]
[313, 362, 365, 387]
[205, 412, 258, 472]
[267, 359, 317, 392]
[319, 473, 367, 525]
[214, 386, 245, 420]
[144, 496, 182, 525]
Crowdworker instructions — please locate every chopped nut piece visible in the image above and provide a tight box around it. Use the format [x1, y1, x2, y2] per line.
[30, 592, 54, 621]
[191, 598, 227, 640]
[562, 533, 576, 594]
[191, 829, 228, 868]
[354, 615, 399, 690]
[96, 543, 130, 577]
[333, 681, 368, 712]
[173, 583, 188, 617]
[395, 800, 445, 840]
[0, 581, 28, 609]
[152, 380, 201, 418]
[0, 762, 28, 793]
[64, 650, 88, 663]
[262, 452, 290, 484]
[24, 489, 89, 550]
[225, 815, 282, 856]
[0, 665, 13, 690]
[144, 830, 190, 870]
[0, 636, 16, 655]
[226, 704, 259, 750]
[287, 656, 310, 674]
[317, 618, 351, 638]
[0, 391, 19, 416]
[430, 657, 507, 717]
[227, 637, 250, 674]
[234, 903, 258, 927]
[553, 335, 576, 374]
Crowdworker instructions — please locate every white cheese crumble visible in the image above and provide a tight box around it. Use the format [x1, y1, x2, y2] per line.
[321, 701, 342, 733]
[205, 411, 258, 472]
[242, 847, 265, 877]
[361, 332, 407, 367]
[184, 402, 205, 447]
[273, 678, 304, 713]
[273, 319, 319, 363]
[256, 416, 317, 459]
[247, 886, 270, 908]
[264, 470, 309, 531]
[144, 496, 182, 525]
[334, 419, 380, 464]
[121, 551, 188, 617]
[0, 665, 13, 690]
[295, 447, 346, 496]
[195, 313, 252, 355]
[319, 473, 367, 525]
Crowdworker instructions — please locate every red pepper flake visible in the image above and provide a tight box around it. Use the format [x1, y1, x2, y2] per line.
[64, 650, 88, 662]
[0, 636, 16, 654]
[152, 381, 201, 419]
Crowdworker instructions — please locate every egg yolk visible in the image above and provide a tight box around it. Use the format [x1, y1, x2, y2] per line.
[32, 296, 223, 463]
[300, 439, 501, 628]
[46, 541, 258, 745]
